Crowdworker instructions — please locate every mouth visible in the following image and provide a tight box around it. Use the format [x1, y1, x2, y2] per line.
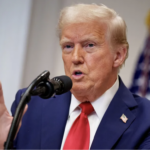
[74, 71, 83, 76]
[72, 70, 84, 79]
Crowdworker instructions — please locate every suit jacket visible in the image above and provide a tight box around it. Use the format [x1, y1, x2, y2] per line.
[11, 78, 150, 149]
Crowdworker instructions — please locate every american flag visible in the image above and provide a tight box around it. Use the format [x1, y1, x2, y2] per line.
[129, 35, 150, 100]
[120, 114, 128, 123]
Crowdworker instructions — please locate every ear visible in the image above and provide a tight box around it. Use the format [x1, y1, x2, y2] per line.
[113, 46, 127, 68]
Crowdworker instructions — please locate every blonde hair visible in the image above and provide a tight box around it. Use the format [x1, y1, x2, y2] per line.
[58, 3, 129, 60]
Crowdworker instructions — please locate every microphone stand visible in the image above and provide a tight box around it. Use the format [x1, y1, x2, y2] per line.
[4, 70, 50, 150]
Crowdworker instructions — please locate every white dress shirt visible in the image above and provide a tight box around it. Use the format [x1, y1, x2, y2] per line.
[61, 78, 119, 149]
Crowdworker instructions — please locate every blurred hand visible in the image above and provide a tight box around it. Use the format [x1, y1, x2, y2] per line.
[0, 82, 28, 149]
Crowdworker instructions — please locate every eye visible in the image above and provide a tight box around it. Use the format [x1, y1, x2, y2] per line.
[62, 44, 74, 50]
[88, 43, 94, 47]
[84, 42, 95, 48]
[62, 43, 74, 53]
[83, 41, 97, 53]
[65, 45, 72, 49]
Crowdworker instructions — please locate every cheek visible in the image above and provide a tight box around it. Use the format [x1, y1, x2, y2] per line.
[86, 52, 114, 76]
[62, 55, 71, 74]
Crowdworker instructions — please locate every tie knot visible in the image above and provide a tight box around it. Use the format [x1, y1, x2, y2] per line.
[79, 102, 94, 116]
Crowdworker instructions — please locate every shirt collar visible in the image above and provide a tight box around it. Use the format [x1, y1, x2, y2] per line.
[91, 77, 119, 119]
[69, 94, 81, 114]
[69, 77, 119, 118]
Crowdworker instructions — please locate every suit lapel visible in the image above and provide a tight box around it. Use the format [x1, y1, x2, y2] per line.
[91, 77, 138, 149]
[41, 92, 71, 149]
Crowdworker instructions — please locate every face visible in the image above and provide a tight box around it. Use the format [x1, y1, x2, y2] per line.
[60, 21, 118, 102]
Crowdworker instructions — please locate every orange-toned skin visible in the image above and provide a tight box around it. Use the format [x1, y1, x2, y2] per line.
[60, 22, 127, 102]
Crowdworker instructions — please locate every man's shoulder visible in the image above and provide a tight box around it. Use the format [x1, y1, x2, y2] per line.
[118, 77, 150, 110]
[15, 87, 71, 102]
[11, 88, 72, 116]
[132, 93, 150, 112]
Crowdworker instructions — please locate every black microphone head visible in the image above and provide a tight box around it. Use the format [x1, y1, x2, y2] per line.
[51, 75, 72, 95]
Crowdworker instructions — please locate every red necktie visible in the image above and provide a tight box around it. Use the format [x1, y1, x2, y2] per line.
[63, 102, 94, 150]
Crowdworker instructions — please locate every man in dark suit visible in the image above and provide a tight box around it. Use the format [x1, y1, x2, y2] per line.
[0, 3, 150, 149]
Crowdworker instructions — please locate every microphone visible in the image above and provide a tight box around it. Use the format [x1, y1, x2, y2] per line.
[31, 75, 72, 99]
[4, 71, 72, 149]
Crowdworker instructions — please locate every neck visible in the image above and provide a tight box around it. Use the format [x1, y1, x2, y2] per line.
[72, 75, 118, 102]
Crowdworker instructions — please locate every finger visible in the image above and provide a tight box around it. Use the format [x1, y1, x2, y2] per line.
[15, 104, 28, 139]
[0, 113, 13, 149]
[0, 82, 7, 116]
[0, 81, 5, 104]
[19, 104, 28, 126]
[23, 104, 28, 116]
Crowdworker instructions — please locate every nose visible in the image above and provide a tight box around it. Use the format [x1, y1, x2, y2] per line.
[72, 45, 84, 65]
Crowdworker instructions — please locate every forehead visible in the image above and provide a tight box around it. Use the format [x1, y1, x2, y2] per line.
[60, 22, 107, 43]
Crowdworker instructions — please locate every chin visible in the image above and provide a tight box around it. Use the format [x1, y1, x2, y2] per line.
[71, 84, 88, 95]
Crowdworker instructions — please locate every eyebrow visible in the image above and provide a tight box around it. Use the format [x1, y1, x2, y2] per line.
[60, 35, 100, 45]
[60, 38, 71, 45]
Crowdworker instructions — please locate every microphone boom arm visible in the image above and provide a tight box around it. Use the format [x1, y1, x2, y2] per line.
[4, 70, 50, 149]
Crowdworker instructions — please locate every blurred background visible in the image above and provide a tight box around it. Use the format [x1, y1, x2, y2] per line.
[0, 0, 150, 112]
